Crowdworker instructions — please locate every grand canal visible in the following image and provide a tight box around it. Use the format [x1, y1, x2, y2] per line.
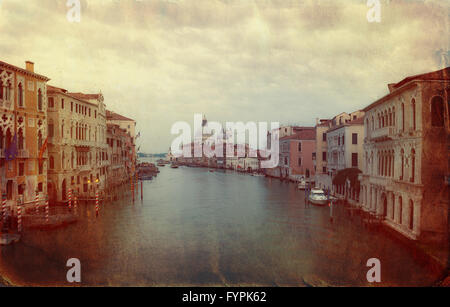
[0, 163, 442, 286]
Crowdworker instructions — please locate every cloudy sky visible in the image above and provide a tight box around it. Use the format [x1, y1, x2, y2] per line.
[0, 0, 448, 152]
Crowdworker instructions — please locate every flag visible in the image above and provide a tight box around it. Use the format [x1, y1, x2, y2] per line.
[39, 137, 48, 166]
[5, 134, 18, 162]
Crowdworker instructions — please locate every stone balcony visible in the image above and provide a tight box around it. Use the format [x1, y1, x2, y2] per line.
[367, 126, 396, 142]
[17, 149, 29, 158]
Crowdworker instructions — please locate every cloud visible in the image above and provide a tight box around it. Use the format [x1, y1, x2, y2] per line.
[0, 0, 448, 152]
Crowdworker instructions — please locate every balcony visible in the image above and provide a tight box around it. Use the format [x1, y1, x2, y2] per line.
[17, 149, 29, 158]
[369, 126, 395, 141]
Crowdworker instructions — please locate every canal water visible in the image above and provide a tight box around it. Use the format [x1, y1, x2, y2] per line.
[0, 163, 442, 286]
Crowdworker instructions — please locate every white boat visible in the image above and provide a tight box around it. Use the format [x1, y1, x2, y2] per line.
[298, 179, 307, 190]
[307, 189, 330, 206]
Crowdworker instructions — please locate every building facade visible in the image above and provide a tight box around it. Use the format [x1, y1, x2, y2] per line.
[47, 86, 107, 202]
[359, 67, 450, 243]
[278, 128, 316, 181]
[0, 60, 50, 209]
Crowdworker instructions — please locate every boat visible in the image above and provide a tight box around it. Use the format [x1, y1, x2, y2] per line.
[170, 163, 179, 169]
[252, 173, 265, 177]
[307, 189, 330, 206]
[298, 179, 308, 190]
[209, 169, 214, 173]
[157, 162, 165, 167]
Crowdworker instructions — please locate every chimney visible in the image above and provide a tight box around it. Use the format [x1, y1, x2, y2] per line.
[25, 61, 34, 73]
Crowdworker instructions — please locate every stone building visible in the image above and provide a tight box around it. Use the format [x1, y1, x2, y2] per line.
[314, 111, 365, 193]
[359, 67, 449, 243]
[314, 119, 331, 189]
[46, 86, 108, 202]
[106, 110, 137, 174]
[106, 124, 131, 188]
[0, 60, 50, 209]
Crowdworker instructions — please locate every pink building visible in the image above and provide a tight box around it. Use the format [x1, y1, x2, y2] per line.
[279, 128, 316, 181]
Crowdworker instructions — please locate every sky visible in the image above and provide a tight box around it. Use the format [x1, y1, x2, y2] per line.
[0, 0, 448, 153]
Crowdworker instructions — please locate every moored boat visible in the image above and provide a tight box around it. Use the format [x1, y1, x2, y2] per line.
[307, 189, 330, 206]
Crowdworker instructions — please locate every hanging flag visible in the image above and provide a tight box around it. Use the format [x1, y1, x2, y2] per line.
[39, 137, 48, 166]
[5, 134, 18, 162]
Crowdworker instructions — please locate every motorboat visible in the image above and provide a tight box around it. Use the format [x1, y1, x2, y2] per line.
[307, 189, 330, 206]
[298, 179, 307, 190]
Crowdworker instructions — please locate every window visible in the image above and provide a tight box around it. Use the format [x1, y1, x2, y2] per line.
[322, 133, 326, 142]
[298, 158, 302, 166]
[411, 99, 416, 130]
[410, 149, 415, 183]
[323, 167, 327, 173]
[38, 182, 43, 192]
[352, 133, 357, 144]
[342, 135, 345, 145]
[61, 99, 65, 109]
[352, 153, 358, 168]
[38, 89, 43, 111]
[322, 151, 327, 162]
[71, 101, 74, 112]
[39, 162, 43, 175]
[95, 110, 97, 118]
[19, 163, 25, 176]
[48, 122, 54, 137]
[398, 196, 403, 224]
[431, 96, 444, 127]
[409, 200, 414, 230]
[49, 156, 54, 169]
[400, 149, 404, 180]
[18, 83, 24, 107]
[48, 97, 54, 108]
[401, 103, 405, 131]
[298, 142, 302, 152]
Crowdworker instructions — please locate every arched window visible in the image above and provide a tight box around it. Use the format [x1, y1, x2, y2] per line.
[50, 156, 55, 169]
[18, 83, 24, 107]
[5, 81, 12, 101]
[371, 116, 374, 130]
[391, 194, 395, 220]
[398, 196, 403, 224]
[431, 96, 444, 127]
[392, 150, 395, 178]
[392, 107, 396, 126]
[38, 89, 43, 111]
[0, 81, 4, 100]
[62, 152, 65, 170]
[388, 108, 392, 126]
[409, 199, 414, 230]
[401, 149, 404, 180]
[18, 128, 24, 150]
[410, 149, 415, 183]
[401, 103, 405, 131]
[411, 99, 416, 130]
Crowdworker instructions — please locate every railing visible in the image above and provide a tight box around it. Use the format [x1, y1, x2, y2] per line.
[370, 126, 395, 140]
[17, 149, 29, 158]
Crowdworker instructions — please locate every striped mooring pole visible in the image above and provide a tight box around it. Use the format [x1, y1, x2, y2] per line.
[95, 190, 99, 216]
[17, 199, 22, 232]
[45, 195, 49, 224]
[68, 188, 72, 210]
[35, 191, 40, 214]
[2, 193, 7, 223]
